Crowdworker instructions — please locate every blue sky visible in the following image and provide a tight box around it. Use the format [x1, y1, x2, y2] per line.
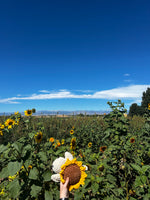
[0, 0, 150, 112]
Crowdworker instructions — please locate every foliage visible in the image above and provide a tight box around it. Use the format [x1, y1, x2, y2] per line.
[128, 103, 144, 117]
[141, 87, 150, 108]
[0, 100, 150, 199]
[129, 87, 150, 116]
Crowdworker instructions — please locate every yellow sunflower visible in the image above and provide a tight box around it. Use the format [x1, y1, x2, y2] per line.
[15, 120, 19, 125]
[28, 165, 33, 170]
[61, 139, 65, 145]
[0, 188, 5, 196]
[124, 113, 127, 117]
[1, 124, 4, 129]
[0, 131, 3, 136]
[100, 146, 107, 153]
[130, 138, 135, 143]
[14, 111, 19, 115]
[24, 109, 32, 116]
[60, 158, 87, 191]
[70, 129, 74, 135]
[5, 119, 15, 129]
[88, 142, 92, 148]
[34, 131, 43, 143]
[49, 137, 54, 142]
[70, 138, 76, 150]
[57, 142, 61, 147]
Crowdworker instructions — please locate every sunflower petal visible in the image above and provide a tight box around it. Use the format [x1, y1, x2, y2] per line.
[51, 174, 60, 182]
[65, 152, 73, 160]
[52, 157, 66, 173]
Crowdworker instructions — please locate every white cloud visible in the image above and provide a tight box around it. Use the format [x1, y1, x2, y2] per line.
[124, 73, 130, 76]
[38, 90, 50, 93]
[91, 85, 150, 99]
[74, 89, 95, 93]
[0, 85, 150, 104]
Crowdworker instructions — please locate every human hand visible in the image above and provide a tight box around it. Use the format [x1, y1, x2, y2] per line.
[60, 177, 69, 198]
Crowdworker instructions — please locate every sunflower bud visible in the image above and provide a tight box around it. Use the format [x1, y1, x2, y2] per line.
[32, 108, 36, 113]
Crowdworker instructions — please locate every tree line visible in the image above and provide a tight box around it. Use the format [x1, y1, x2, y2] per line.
[129, 87, 150, 116]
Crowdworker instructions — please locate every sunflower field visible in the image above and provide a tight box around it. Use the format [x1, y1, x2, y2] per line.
[0, 100, 150, 200]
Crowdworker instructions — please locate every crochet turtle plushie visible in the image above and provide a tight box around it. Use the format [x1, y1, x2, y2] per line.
[51, 151, 88, 191]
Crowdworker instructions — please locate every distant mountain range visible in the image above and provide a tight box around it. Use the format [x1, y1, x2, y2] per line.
[0, 110, 110, 116]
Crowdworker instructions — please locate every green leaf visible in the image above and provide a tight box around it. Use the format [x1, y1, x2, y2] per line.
[0, 144, 8, 153]
[0, 166, 9, 178]
[134, 176, 142, 187]
[8, 161, 22, 176]
[28, 132, 35, 139]
[12, 142, 23, 153]
[131, 164, 142, 173]
[29, 167, 39, 180]
[107, 174, 116, 183]
[38, 152, 47, 162]
[140, 175, 147, 184]
[96, 176, 103, 183]
[30, 184, 42, 198]
[143, 193, 150, 200]
[55, 148, 65, 155]
[42, 170, 52, 182]
[9, 179, 21, 198]
[142, 165, 150, 173]
[74, 192, 83, 200]
[45, 190, 53, 200]
[22, 144, 31, 158]
[117, 188, 124, 195]
[91, 182, 99, 195]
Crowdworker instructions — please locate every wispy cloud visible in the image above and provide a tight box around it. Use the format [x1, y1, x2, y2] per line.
[38, 90, 50, 93]
[0, 85, 150, 104]
[74, 89, 95, 93]
[124, 73, 130, 76]
[124, 79, 132, 83]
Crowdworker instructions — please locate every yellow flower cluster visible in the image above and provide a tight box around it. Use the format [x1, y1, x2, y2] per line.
[0, 113, 20, 134]
[0, 189, 5, 196]
[55, 140, 61, 148]
[0, 131, 3, 136]
[0, 123, 4, 129]
[14, 111, 19, 115]
[0, 123, 4, 136]
[61, 139, 65, 145]
[8, 171, 19, 181]
[51, 138, 64, 148]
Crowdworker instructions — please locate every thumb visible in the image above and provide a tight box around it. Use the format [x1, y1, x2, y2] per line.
[64, 177, 69, 186]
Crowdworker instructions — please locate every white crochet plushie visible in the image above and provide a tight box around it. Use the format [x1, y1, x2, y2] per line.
[51, 152, 88, 182]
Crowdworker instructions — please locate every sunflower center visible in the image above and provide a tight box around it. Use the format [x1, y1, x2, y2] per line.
[37, 134, 42, 139]
[63, 164, 81, 185]
[9, 122, 13, 125]
[28, 111, 31, 114]
[71, 140, 76, 146]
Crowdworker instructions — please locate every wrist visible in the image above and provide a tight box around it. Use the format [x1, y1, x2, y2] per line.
[59, 198, 69, 200]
